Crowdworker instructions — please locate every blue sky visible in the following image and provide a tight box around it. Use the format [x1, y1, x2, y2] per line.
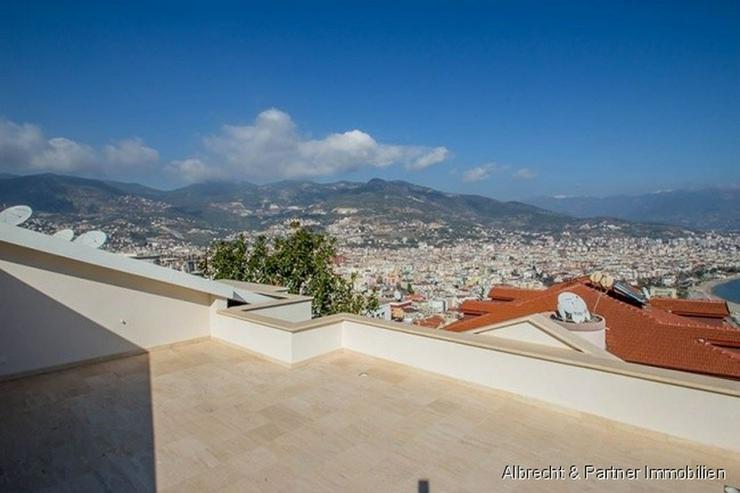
[1, 1, 738, 199]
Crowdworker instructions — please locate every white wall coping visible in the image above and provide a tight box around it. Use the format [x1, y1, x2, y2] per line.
[0, 223, 275, 304]
[217, 306, 740, 398]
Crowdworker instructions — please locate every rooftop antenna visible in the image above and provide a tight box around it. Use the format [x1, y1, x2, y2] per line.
[74, 230, 107, 249]
[557, 292, 591, 323]
[52, 229, 75, 241]
[0, 205, 32, 226]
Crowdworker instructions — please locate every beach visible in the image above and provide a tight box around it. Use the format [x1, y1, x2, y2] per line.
[692, 274, 740, 312]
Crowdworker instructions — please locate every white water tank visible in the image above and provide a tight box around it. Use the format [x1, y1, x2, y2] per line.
[552, 314, 607, 350]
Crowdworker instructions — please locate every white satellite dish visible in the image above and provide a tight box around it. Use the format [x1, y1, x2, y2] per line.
[557, 292, 591, 324]
[74, 230, 107, 249]
[590, 271, 614, 290]
[53, 229, 75, 241]
[601, 273, 614, 289]
[0, 205, 32, 226]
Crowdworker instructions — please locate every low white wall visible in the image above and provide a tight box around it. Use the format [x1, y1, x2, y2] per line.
[291, 323, 343, 363]
[341, 320, 740, 452]
[210, 314, 740, 451]
[212, 313, 293, 362]
[212, 313, 342, 365]
[0, 244, 213, 377]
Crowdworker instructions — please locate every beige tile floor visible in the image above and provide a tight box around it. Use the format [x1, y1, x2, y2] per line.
[1, 340, 738, 492]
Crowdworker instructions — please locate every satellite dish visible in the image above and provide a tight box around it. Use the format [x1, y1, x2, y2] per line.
[0, 205, 32, 226]
[589, 271, 614, 290]
[601, 274, 614, 289]
[74, 230, 107, 249]
[52, 229, 75, 241]
[557, 292, 591, 323]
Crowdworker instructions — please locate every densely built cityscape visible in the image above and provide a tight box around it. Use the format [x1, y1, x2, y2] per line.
[25, 210, 739, 327]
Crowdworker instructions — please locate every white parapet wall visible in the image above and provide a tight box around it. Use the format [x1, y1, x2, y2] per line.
[0, 223, 310, 378]
[0, 243, 218, 377]
[212, 308, 740, 453]
[341, 319, 740, 453]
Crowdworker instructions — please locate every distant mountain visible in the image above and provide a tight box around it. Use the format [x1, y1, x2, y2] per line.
[0, 173, 686, 246]
[0, 173, 126, 214]
[527, 188, 740, 231]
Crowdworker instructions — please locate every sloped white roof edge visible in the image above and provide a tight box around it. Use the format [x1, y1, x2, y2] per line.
[471, 313, 621, 361]
[0, 223, 275, 304]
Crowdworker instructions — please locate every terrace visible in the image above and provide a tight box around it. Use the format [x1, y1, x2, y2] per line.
[3, 340, 738, 492]
[1, 222, 739, 491]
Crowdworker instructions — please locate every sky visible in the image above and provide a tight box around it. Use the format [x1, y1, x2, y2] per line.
[1, 1, 738, 199]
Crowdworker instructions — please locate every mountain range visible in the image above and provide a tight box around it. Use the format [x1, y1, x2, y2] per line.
[0, 173, 731, 246]
[528, 188, 740, 231]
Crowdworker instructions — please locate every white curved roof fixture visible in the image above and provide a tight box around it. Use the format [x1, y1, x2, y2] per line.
[0, 205, 33, 226]
[589, 271, 614, 291]
[74, 230, 107, 249]
[557, 292, 591, 323]
[52, 229, 75, 241]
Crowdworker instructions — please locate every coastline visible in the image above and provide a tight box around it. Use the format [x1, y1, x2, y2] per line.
[692, 274, 740, 312]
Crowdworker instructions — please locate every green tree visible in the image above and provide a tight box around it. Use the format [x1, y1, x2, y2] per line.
[201, 223, 378, 317]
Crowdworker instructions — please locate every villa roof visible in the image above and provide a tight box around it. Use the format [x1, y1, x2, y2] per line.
[448, 278, 740, 379]
[649, 297, 730, 319]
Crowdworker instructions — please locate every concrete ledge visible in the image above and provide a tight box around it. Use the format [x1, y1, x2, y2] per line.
[216, 308, 740, 398]
[211, 308, 740, 452]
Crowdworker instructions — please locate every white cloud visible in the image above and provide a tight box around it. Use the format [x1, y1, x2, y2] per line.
[513, 167, 537, 180]
[103, 138, 159, 167]
[32, 137, 97, 172]
[1, 110, 449, 184]
[167, 158, 223, 183]
[0, 118, 159, 176]
[0, 120, 95, 173]
[461, 162, 509, 182]
[170, 108, 449, 182]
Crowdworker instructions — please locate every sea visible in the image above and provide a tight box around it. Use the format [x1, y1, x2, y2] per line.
[712, 278, 740, 303]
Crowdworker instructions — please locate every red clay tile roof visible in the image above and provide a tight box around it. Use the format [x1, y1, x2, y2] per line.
[487, 285, 542, 302]
[447, 279, 740, 379]
[413, 315, 446, 329]
[458, 299, 503, 316]
[649, 297, 730, 318]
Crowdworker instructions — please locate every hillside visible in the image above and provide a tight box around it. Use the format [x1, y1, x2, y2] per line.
[0, 173, 685, 246]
